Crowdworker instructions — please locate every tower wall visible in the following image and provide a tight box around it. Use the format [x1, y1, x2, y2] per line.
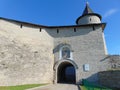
[53, 26, 109, 83]
[77, 15, 101, 25]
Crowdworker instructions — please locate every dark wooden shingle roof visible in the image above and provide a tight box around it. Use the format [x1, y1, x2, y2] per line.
[82, 2, 93, 15]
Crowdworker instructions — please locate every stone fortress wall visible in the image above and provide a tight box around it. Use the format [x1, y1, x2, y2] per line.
[0, 18, 111, 85]
[53, 25, 109, 83]
[0, 2, 119, 88]
[0, 19, 54, 86]
[98, 55, 120, 88]
[1, 15, 120, 87]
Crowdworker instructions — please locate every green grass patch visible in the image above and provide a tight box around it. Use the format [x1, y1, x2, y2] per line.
[0, 84, 46, 90]
[80, 85, 112, 90]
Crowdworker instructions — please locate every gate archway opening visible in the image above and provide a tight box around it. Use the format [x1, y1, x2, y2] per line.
[57, 62, 76, 84]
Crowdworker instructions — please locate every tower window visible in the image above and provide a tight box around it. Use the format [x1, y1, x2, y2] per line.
[20, 24, 23, 28]
[93, 26, 95, 31]
[57, 29, 59, 33]
[40, 28, 42, 32]
[90, 18, 92, 21]
[74, 28, 76, 32]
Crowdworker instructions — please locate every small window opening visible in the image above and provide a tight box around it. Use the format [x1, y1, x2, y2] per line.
[40, 28, 42, 32]
[20, 24, 23, 28]
[93, 26, 95, 31]
[74, 28, 76, 32]
[57, 29, 59, 33]
[90, 18, 92, 21]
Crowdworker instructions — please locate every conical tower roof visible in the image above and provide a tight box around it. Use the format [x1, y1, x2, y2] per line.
[82, 2, 93, 15]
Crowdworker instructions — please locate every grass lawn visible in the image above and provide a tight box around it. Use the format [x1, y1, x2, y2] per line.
[0, 84, 46, 90]
[80, 86, 112, 90]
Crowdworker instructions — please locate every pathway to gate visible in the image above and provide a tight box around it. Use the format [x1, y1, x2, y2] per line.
[27, 84, 80, 90]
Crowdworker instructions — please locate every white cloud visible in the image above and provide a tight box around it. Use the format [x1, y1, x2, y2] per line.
[104, 9, 118, 18]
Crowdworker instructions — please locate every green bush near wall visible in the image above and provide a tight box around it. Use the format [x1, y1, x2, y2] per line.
[81, 79, 112, 90]
[81, 86, 112, 90]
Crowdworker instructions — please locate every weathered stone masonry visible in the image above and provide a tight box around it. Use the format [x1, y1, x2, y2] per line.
[0, 3, 119, 86]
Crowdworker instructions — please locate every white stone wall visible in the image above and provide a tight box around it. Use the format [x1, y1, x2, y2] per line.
[0, 19, 108, 85]
[0, 20, 54, 86]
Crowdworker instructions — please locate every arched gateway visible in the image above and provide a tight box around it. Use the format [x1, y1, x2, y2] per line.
[57, 62, 76, 83]
[54, 60, 78, 84]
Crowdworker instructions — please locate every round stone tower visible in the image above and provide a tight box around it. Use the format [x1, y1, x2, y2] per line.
[76, 2, 102, 25]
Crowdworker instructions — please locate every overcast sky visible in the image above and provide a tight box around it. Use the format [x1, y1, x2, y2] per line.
[0, 0, 120, 55]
